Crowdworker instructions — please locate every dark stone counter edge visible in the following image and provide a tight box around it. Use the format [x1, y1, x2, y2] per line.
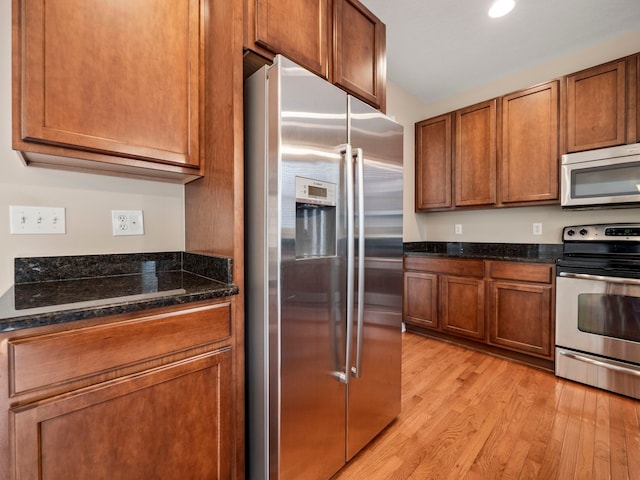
[0, 284, 239, 333]
[403, 242, 563, 264]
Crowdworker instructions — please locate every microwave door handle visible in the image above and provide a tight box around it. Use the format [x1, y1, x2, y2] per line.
[559, 271, 640, 286]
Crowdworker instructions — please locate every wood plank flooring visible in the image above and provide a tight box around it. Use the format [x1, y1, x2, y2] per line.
[332, 332, 640, 480]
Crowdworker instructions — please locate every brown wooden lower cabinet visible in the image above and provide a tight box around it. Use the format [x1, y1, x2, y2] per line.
[403, 271, 438, 328]
[488, 281, 552, 357]
[11, 350, 231, 479]
[1, 300, 234, 480]
[441, 275, 485, 340]
[403, 256, 555, 368]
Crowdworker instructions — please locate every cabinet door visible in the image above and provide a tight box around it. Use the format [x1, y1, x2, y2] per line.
[415, 114, 453, 211]
[566, 60, 627, 152]
[501, 81, 559, 204]
[254, 0, 329, 78]
[403, 272, 439, 329]
[489, 281, 552, 357]
[441, 276, 485, 340]
[10, 350, 231, 480]
[455, 100, 497, 207]
[16, 0, 202, 168]
[635, 54, 640, 144]
[333, 0, 386, 110]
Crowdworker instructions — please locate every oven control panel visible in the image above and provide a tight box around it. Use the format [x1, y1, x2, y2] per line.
[563, 223, 640, 241]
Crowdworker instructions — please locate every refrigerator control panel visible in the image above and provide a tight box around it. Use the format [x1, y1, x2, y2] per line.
[295, 177, 336, 206]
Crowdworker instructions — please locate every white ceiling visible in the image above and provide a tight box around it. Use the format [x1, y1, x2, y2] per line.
[361, 0, 640, 105]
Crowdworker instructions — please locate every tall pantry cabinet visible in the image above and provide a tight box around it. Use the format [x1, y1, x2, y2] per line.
[11, 0, 247, 478]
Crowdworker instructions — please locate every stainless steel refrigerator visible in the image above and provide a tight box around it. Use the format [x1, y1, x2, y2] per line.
[245, 55, 403, 480]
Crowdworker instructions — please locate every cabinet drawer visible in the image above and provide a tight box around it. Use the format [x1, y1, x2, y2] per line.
[404, 256, 484, 277]
[488, 261, 553, 284]
[8, 302, 231, 396]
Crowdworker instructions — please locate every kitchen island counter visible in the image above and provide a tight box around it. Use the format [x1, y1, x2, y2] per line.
[0, 252, 238, 332]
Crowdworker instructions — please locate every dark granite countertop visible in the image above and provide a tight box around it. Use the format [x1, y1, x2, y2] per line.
[0, 252, 239, 332]
[404, 242, 563, 264]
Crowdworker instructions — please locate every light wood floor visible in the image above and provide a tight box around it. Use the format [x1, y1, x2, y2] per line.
[333, 332, 640, 480]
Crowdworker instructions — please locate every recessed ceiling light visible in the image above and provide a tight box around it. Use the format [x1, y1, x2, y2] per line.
[488, 0, 515, 18]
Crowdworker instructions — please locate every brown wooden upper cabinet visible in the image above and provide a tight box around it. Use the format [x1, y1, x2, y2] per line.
[415, 87, 561, 212]
[12, 0, 205, 183]
[333, 0, 386, 110]
[414, 51, 640, 212]
[245, 0, 386, 110]
[566, 55, 639, 152]
[415, 114, 453, 210]
[500, 81, 559, 205]
[414, 100, 498, 212]
[455, 100, 497, 207]
[637, 53, 640, 141]
[252, 0, 330, 79]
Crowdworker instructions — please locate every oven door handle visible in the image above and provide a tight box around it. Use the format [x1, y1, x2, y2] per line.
[558, 271, 640, 286]
[557, 350, 640, 378]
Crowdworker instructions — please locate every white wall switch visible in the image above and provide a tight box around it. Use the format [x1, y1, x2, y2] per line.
[112, 210, 144, 236]
[10, 206, 66, 234]
[533, 223, 543, 235]
[455, 224, 463, 235]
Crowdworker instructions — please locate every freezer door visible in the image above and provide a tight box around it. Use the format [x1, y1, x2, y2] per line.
[274, 57, 349, 480]
[346, 96, 403, 460]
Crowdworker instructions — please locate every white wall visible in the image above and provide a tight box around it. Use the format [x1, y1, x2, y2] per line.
[386, 29, 640, 245]
[0, 1, 185, 294]
[386, 80, 429, 242]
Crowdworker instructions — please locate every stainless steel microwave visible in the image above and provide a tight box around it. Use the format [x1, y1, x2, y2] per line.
[561, 142, 640, 208]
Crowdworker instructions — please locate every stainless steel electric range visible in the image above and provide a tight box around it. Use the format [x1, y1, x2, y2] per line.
[556, 223, 640, 399]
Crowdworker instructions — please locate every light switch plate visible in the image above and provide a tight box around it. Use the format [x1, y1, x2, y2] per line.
[10, 206, 66, 234]
[533, 223, 543, 235]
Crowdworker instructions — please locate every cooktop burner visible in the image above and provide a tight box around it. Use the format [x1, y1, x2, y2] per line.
[557, 223, 640, 279]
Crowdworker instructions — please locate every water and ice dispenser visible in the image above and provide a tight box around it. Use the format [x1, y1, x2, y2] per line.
[295, 177, 337, 258]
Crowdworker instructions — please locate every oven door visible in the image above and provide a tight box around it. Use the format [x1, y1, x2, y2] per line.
[556, 272, 640, 398]
[556, 272, 640, 364]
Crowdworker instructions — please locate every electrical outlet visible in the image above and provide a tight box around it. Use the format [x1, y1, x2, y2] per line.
[533, 223, 543, 235]
[112, 210, 144, 236]
[455, 224, 463, 235]
[10, 206, 66, 234]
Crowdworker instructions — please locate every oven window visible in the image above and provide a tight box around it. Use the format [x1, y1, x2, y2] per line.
[572, 162, 640, 198]
[578, 293, 640, 342]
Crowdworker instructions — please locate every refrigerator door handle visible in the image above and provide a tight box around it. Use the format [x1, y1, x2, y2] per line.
[352, 147, 365, 378]
[339, 144, 355, 385]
